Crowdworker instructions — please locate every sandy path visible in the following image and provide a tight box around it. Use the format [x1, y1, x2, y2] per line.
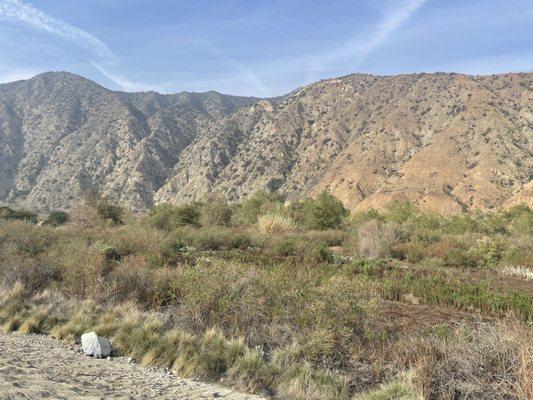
[0, 332, 267, 400]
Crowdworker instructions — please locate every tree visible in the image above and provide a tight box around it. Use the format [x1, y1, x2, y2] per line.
[303, 191, 349, 229]
[95, 196, 124, 224]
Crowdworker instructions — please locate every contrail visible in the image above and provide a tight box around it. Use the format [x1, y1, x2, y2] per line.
[90, 61, 163, 92]
[0, 0, 114, 60]
[0, 0, 162, 92]
[308, 0, 428, 81]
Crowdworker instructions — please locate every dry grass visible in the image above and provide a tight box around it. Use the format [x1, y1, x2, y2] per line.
[0, 203, 531, 399]
[358, 220, 399, 259]
[258, 213, 295, 234]
[501, 265, 533, 280]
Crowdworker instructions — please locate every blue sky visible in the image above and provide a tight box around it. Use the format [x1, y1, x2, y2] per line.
[0, 0, 531, 96]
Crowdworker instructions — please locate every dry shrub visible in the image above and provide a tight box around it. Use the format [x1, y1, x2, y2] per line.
[501, 265, 533, 281]
[404, 321, 532, 399]
[258, 213, 295, 234]
[358, 220, 400, 259]
[69, 198, 101, 228]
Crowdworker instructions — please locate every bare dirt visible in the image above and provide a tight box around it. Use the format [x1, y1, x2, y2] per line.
[0, 332, 266, 400]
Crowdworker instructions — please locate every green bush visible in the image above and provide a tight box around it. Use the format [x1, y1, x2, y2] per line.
[443, 248, 479, 268]
[297, 191, 349, 230]
[235, 190, 284, 225]
[0, 206, 38, 223]
[94, 242, 122, 262]
[385, 201, 417, 224]
[146, 204, 176, 231]
[45, 211, 69, 226]
[95, 196, 123, 224]
[191, 228, 254, 251]
[147, 203, 201, 230]
[269, 237, 298, 257]
[506, 205, 533, 235]
[173, 204, 201, 227]
[201, 196, 233, 226]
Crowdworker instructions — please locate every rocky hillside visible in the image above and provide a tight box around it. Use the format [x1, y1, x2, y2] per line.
[0, 71, 531, 212]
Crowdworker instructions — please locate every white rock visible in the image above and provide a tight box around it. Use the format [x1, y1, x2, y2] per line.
[81, 332, 112, 357]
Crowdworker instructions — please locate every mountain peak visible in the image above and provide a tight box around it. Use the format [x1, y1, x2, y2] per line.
[0, 71, 531, 212]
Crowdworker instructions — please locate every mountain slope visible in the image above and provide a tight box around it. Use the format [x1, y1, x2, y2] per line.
[0, 71, 531, 212]
[0, 72, 258, 210]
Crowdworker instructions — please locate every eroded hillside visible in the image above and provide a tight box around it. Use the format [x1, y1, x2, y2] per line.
[0, 71, 531, 212]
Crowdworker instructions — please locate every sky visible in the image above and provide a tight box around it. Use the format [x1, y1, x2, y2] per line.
[0, 0, 531, 96]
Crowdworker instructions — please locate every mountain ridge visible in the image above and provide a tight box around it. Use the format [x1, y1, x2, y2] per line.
[0, 71, 531, 212]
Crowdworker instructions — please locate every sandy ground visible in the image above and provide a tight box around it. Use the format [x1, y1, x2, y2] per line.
[0, 332, 267, 400]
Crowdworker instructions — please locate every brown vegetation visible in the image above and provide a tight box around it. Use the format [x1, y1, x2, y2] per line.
[0, 196, 531, 399]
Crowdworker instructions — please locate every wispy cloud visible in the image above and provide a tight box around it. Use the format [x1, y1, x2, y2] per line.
[307, 0, 428, 81]
[0, 0, 161, 92]
[0, 0, 114, 59]
[89, 61, 163, 92]
[198, 38, 270, 96]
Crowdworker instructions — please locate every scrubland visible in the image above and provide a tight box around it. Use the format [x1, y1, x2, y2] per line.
[0, 192, 531, 399]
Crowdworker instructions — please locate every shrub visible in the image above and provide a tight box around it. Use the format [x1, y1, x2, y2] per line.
[443, 248, 478, 268]
[201, 195, 233, 226]
[258, 213, 294, 234]
[146, 204, 176, 231]
[95, 196, 123, 224]
[300, 191, 349, 230]
[236, 190, 284, 224]
[147, 204, 201, 230]
[180, 227, 256, 252]
[45, 211, 69, 226]
[269, 237, 298, 257]
[506, 205, 533, 235]
[358, 220, 400, 259]
[350, 209, 385, 230]
[356, 376, 420, 400]
[173, 204, 201, 227]
[409, 322, 531, 399]
[0, 206, 38, 223]
[94, 242, 122, 262]
[385, 201, 417, 224]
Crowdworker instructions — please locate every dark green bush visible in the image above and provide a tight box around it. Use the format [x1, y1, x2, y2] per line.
[45, 211, 69, 226]
[95, 196, 123, 224]
[147, 204, 201, 230]
[0, 206, 38, 223]
[296, 191, 349, 230]
[173, 204, 201, 227]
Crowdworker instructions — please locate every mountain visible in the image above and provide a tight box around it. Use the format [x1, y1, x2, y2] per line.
[0, 71, 531, 212]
